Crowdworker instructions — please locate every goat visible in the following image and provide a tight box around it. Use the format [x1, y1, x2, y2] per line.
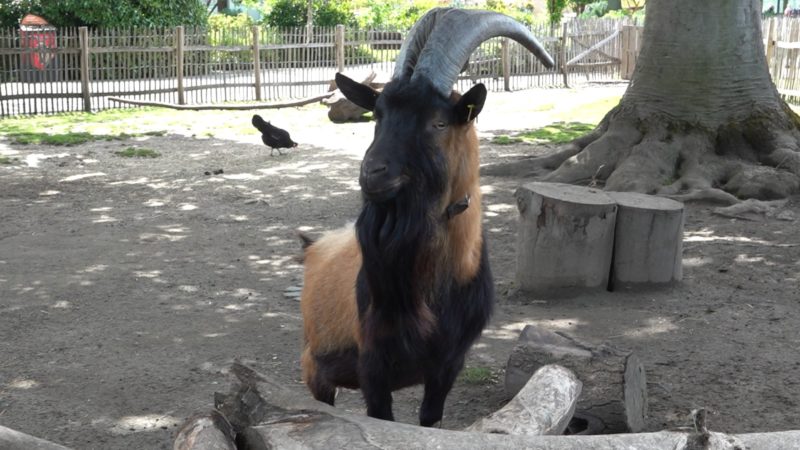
[251, 114, 298, 156]
[299, 7, 554, 426]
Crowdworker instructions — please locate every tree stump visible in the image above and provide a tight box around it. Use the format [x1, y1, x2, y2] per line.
[173, 411, 236, 450]
[466, 364, 581, 436]
[607, 191, 684, 289]
[505, 325, 647, 433]
[514, 182, 618, 296]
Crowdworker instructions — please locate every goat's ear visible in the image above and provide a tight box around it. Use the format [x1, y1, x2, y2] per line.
[336, 73, 379, 112]
[454, 83, 487, 123]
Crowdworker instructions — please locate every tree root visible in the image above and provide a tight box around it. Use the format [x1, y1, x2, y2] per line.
[531, 110, 800, 202]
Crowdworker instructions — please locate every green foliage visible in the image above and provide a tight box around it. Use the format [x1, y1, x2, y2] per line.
[6, 131, 97, 145]
[492, 135, 523, 145]
[0, 155, 16, 164]
[0, 0, 208, 28]
[519, 122, 595, 144]
[114, 147, 160, 158]
[264, 0, 356, 27]
[579, 1, 609, 18]
[356, 0, 437, 30]
[459, 366, 495, 385]
[480, 0, 537, 26]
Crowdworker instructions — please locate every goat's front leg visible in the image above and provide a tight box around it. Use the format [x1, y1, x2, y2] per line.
[419, 354, 465, 427]
[358, 349, 394, 421]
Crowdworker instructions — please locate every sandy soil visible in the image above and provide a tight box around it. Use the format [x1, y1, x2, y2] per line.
[1, 85, 799, 449]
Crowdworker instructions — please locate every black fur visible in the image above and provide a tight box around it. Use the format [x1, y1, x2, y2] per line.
[339, 74, 494, 425]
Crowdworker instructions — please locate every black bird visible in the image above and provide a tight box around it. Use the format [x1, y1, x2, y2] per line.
[251, 114, 298, 156]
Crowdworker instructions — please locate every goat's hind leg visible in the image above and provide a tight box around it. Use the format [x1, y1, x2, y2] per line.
[419, 354, 465, 427]
[302, 349, 337, 405]
[359, 350, 394, 421]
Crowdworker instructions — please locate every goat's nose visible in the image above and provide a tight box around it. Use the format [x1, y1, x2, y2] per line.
[367, 164, 387, 175]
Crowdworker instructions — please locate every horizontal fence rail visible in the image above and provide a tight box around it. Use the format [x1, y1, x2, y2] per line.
[0, 18, 653, 117]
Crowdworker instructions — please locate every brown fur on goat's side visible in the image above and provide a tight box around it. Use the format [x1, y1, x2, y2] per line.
[300, 225, 362, 390]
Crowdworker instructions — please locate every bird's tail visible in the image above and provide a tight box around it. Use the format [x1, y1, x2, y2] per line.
[251, 114, 270, 133]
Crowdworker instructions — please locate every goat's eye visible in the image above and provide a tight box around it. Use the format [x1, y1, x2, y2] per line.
[434, 120, 447, 130]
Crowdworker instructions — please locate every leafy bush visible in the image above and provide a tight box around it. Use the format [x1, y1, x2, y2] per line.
[264, 0, 356, 27]
[357, 0, 437, 30]
[0, 0, 207, 28]
[580, 1, 609, 18]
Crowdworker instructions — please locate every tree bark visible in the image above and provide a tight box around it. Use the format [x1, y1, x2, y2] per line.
[541, 0, 800, 201]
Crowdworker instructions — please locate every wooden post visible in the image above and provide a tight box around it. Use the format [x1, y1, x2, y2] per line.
[501, 38, 511, 91]
[335, 24, 345, 73]
[765, 18, 777, 74]
[78, 26, 91, 112]
[175, 26, 185, 105]
[560, 22, 569, 88]
[252, 25, 262, 101]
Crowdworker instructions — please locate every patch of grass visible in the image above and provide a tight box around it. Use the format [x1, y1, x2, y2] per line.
[492, 135, 523, 145]
[459, 366, 495, 385]
[0, 155, 16, 164]
[7, 131, 97, 146]
[114, 147, 160, 158]
[518, 122, 596, 144]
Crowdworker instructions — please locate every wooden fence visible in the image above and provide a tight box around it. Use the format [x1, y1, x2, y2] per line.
[0, 19, 637, 117]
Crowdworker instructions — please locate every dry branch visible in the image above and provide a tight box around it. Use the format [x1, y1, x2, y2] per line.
[108, 93, 333, 111]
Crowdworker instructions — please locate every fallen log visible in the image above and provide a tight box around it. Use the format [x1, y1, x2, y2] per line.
[173, 410, 236, 450]
[0, 425, 72, 450]
[466, 364, 581, 436]
[514, 182, 618, 296]
[505, 325, 647, 433]
[606, 191, 684, 289]
[108, 93, 333, 111]
[175, 363, 800, 449]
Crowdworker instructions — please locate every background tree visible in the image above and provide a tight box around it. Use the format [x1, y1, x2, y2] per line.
[0, 0, 207, 28]
[536, 0, 800, 201]
[263, 0, 355, 27]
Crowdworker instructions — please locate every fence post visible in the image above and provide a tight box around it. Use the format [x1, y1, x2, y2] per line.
[78, 27, 91, 112]
[765, 18, 777, 74]
[335, 24, 345, 73]
[560, 22, 569, 88]
[501, 38, 511, 91]
[175, 26, 185, 105]
[253, 25, 262, 101]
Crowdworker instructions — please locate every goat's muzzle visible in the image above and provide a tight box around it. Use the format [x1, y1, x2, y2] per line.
[360, 160, 407, 202]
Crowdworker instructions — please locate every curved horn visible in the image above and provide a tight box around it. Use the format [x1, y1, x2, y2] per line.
[399, 8, 555, 97]
[392, 8, 443, 80]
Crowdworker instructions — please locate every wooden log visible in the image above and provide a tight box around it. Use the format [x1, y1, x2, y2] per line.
[514, 182, 618, 296]
[0, 425, 72, 450]
[504, 325, 647, 433]
[107, 93, 333, 110]
[173, 410, 236, 450]
[324, 72, 380, 123]
[466, 364, 581, 436]
[607, 191, 684, 290]
[177, 363, 800, 450]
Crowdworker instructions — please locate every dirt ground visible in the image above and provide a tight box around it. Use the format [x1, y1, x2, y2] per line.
[1, 85, 799, 449]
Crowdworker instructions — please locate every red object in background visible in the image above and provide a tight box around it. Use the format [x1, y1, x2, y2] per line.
[19, 14, 57, 71]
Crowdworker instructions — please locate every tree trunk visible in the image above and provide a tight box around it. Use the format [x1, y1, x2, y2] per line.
[542, 0, 800, 201]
